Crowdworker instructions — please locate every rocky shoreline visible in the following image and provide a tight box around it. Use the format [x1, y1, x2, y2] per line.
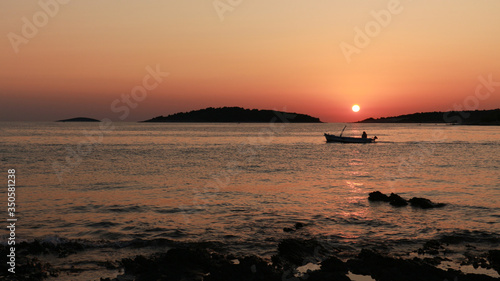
[1, 235, 499, 281]
[1, 192, 499, 280]
[1, 192, 498, 280]
[106, 239, 500, 281]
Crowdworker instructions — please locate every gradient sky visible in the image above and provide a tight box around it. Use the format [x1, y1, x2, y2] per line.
[1, 0, 500, 122]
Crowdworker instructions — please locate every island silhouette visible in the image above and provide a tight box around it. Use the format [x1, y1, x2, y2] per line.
[142, 107, 322, 123]
[57, 117, 100, 122]
[358, 109, 500, 125]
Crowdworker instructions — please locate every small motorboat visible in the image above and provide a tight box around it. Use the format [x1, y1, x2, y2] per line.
[324, 133, 377, 143]
[324, 125, 377, 143]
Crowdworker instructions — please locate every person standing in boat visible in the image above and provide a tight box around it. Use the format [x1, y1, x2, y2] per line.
[362, 131, 367, 139]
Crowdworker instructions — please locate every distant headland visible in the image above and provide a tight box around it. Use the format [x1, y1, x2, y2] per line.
[57, 117, 100, 122]
[358, 109, 500, 125]
[142, 107, 322, 123]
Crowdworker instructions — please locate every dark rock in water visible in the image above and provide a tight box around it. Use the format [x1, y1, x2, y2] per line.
[368, 191, 408, 206]
[346, 249, 498, 281]
[346, 257, 372, 275]
[369, 192, 447, 209]
[294, 222, 305, 230]
[488, 250, 500, 273]
[121, 248, 212, 281]
[275, 239, 324, 266]
[422, 256, 444, 266]
[118, 247, 282, 281]
[320, 256, 348, 274]
[17, 240, 85, 258]
[409, 197, 446, 209]
[207, 255, 281, 281]
[424, 240, 442, 250]
[307, 270, 351, 281]
[389, 193, 408, 207]
[18, 240, 48, 255]
[291, 255, 351, 281]
[0, 254, 59, 280]
[368, 191, 390, 202]
[418, 240, 442, 255]
[283, 222, 306, 233]
[462, 252, 490, 271]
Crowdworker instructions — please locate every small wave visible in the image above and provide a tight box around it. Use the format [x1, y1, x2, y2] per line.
[437, 229, 500, 244]
[330, 217, 397, 228]
[70, 203, 150, 213]
[105, 204, 149, 213]
[86, 221, 121, 228]
[153, 206, 205, 214]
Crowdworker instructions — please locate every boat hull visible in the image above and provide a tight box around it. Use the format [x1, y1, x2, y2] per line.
[324, 133, 376, 143]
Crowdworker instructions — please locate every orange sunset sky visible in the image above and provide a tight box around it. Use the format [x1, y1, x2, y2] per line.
[1, 0, 500, 122]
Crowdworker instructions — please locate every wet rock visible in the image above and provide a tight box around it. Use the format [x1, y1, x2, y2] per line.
[368, 191, 409, 206]
[320, 256, 348, 274]
[461, 252, 489, 270]
[117, 247, 283, 281]
[0, 255, 59, 281]
[346, 249, 499, 281]
[488, 250, 500, 273]
[347, 249, 444, 281]
[389, 193, 409, 207]
[274, 239, 324, 266]
[18, 240, 48, 255]
[17, 239, 86, 258]
[346, 258, 371, 276]
[424, 240, 442, 250]
[422, 257, 443, 266]
[207, 255, 281, 281]
[307, 270, 351, 281]
[368, 191, 390, 202]
[120, 248, 213, 281]
[409, 197, 446, 209]
[295, 222, 305, 230]
[369, 192, 447, 209]
[283, 222, 306, 233]
[418, 240, 442, 255]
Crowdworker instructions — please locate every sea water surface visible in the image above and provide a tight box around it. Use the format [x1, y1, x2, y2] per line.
[1, 122, 499, 280]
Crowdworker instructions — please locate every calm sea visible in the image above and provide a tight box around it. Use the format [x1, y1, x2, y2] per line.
[1, 122, 499, 280]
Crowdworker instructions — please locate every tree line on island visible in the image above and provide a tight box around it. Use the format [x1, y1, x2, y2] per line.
[358, 109, 500, 125]
[57, 107, 500, 125]
[142, 107, 322, 123]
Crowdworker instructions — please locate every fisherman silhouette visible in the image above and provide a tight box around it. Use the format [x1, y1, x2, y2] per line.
[362, 131, 367, 139]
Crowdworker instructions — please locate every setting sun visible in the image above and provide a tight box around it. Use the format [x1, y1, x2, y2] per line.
[352, 105, 360, 112]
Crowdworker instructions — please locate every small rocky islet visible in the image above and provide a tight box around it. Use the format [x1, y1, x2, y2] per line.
[368, 191, 447, 209]
[57, 117, 101, 122]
